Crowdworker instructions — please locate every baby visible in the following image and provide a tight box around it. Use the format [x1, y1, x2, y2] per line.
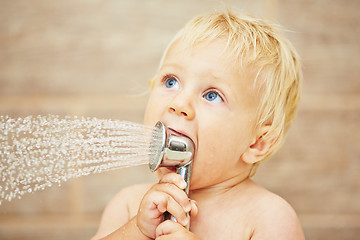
[92, 10, 305, 240]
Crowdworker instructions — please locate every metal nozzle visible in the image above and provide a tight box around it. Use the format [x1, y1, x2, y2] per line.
[149, 121, 194, 177]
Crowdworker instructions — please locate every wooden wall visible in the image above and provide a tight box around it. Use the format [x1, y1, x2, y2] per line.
[0, 0, 359, 239]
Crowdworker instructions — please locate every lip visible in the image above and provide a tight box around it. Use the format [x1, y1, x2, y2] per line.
[165, 167, 177, 173]
[168, 127, 190, 139]
[159, 120, 197, 150]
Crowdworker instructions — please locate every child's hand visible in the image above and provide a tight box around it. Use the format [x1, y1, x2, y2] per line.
[155, 220, 201, 240]
[136, 172, 198, 239]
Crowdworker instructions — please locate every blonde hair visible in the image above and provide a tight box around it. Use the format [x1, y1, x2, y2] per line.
[154, 10, 302, 175]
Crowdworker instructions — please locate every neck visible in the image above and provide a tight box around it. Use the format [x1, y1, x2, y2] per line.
[189, 167, 252, 201]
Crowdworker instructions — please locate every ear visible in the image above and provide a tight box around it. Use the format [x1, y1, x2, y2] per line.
[241, 125, 277, 165]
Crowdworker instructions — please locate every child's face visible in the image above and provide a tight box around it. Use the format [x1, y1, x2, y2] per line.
[144, 39, 260, 190]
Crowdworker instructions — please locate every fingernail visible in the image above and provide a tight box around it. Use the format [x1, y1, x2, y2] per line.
[179, 181, 187, 189]
[183, 216, 189, 226]
[193, 200, 198, 209]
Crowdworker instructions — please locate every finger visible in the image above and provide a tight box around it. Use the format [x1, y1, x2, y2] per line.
[151, 182, 191, 213]
[164, 195, 189, 226]
[146, 191, 188, 226]
[190, 199, 199, 217]
[159, 172, 187, 190]
[156, 220, 183, 238]
[142, 191, 169, 215]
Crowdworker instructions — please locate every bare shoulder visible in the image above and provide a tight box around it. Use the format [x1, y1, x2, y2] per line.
[92, 183, 153, 239]
[247, 180, 305, 240]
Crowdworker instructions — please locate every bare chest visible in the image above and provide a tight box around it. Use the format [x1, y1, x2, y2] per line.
[189, 202, 255, 240]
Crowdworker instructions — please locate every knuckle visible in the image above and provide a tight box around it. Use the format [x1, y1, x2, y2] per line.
[161, 173, 178, 183]
[163, 182, 172, 187]
[163, 182, 176, 191]
[149, 183, 159, 192]
[146, 190, 158, 198]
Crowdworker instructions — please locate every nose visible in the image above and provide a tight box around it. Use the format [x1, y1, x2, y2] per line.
[168, 92, 195, 120]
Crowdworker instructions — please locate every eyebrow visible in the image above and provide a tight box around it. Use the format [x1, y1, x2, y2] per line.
[159, 62, 183, 71]
[161, 62, 224, 80]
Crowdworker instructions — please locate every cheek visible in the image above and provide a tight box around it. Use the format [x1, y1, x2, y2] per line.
[198, 120, 251, 158]
[144, 94, 163, 125]
[189, 124, 253, 186]
[189, 135, 233, 177]
[143, 106, 154, 125]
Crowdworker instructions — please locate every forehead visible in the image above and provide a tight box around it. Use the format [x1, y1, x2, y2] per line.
[162, 38, 238, 77]
[161, 39, 261, 109]
[166, 38, 228, 59]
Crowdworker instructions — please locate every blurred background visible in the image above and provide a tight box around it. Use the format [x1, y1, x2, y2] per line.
[0, 0, 359, 239]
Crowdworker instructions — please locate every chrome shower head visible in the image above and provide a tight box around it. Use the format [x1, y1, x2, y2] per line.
[149, 121, 194, 176]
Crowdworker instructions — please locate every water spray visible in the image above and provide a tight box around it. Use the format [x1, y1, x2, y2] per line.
[0, 115, 195, 229]
[0, 115, 162, 205]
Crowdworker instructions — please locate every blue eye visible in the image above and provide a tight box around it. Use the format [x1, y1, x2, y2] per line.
[204, 91, 223, 103]
[165, 77, 180, 89]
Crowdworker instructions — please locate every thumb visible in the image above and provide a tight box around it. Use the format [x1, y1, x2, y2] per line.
[190, 200, 199, 217]
[156, 220, 182, 238]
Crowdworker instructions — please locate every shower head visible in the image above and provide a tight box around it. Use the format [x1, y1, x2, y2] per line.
[149, 121, 194, 175]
